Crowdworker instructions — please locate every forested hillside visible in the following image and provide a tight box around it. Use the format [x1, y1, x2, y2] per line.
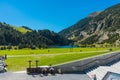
[0, 22, 70, 49]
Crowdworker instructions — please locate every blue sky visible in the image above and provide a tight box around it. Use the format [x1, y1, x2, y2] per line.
[0, 0, 120, 32]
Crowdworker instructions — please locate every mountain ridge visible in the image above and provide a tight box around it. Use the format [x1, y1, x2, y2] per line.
[1, 3, 120, 47]
[59, 3, 120, 46]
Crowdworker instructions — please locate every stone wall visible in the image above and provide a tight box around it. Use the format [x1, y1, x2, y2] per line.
[55, 52, 120, 73]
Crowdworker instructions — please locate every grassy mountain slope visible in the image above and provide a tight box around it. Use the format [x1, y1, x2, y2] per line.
[11, 25, 32, 34]
[13, 27, 31, 34]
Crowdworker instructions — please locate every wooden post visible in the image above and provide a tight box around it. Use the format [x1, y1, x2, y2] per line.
[28, 60, 32, 68]
[35, 60, 39, 68]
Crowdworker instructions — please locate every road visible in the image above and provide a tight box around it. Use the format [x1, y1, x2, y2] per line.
[8, 50, 109, 58]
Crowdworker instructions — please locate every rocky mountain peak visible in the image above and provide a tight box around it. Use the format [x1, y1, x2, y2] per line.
[87, 11, 102, 17]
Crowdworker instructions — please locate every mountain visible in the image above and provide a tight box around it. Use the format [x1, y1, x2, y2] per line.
[59, 3, 120, 46]
[0, 22, 70, 48]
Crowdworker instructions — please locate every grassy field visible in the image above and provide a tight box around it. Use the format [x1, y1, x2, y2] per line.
[0, 47, 120, 72]
[11, 26, 32, 34]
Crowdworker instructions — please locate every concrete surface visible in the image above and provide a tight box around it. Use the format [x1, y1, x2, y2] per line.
[0, 72, 91, 80]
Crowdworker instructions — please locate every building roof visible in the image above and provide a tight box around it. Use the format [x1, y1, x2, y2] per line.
[102, 72, 120, 80]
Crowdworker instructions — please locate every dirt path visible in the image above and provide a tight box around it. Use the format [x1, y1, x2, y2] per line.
[8, 50, 109, 58]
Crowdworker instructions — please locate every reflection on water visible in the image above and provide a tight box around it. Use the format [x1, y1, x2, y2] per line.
[56, 45, 79, 48]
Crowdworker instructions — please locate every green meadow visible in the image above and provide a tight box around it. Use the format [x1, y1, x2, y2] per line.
[0, 47, 120, 72]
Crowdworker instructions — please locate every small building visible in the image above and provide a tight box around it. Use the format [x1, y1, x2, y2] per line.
[102, 72, 120, 80]
[0, 56, 5, 60]
[0, 56, 7, 72]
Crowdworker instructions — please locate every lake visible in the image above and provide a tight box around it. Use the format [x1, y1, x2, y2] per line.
[56, 45, 79, 48]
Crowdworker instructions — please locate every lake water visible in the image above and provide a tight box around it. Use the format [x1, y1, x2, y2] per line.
[56, 45, 79, 48]
[49, 45, 79, 48]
